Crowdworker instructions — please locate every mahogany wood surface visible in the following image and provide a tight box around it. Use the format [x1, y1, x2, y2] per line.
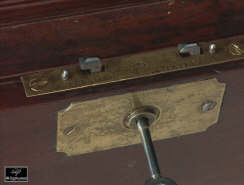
[1, 0, 244, 79]
[0, 63, 244, 185]
[0, 0, 160, 27]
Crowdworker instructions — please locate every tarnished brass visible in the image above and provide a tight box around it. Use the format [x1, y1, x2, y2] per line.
[57, 79, 225, 156]
[21, 36, 243, 97]
[123, 106, 160, 129]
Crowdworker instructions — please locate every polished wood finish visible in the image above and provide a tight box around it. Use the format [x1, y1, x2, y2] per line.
[1, 0, 244, 79]
[0, 0, 160, 27]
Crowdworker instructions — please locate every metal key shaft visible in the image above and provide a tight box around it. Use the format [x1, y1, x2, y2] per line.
[124, 106, 178, 185]
[137, 118, 161, 179]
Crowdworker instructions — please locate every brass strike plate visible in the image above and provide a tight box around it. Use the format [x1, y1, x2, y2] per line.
[21, 36, 244, 97]
[57, 78, 225, 156]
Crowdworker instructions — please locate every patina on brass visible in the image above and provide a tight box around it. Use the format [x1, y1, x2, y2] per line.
[22, 36, 243, 97]
[123, 106, 160, 130]
[57, 78, 225, 156]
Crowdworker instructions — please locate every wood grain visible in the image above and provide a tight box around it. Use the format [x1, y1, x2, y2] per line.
[0, 0, 161, 27]
[1, 0, 244, 79]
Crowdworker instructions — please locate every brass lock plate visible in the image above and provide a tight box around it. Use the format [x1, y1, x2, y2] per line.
[57, 78, 225, 156]
[22, 36, 244, 97]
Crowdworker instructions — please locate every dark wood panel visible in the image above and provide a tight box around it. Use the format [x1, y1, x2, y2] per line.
[1, 65, 244, 185]
[1, 0, 244, 79]
[0, 0, 161, 27]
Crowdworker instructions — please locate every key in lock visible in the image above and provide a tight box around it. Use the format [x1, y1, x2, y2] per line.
[124, 106, 178, 185]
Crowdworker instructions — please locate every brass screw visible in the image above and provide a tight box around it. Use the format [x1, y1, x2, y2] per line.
[229, 43, 244, 56]
[61, 70, 70, 81]
[201, 101, 217, 112]
[209, 43, 217, 54]
[29, 79, 48, 92]
[63, 125, 79, 136]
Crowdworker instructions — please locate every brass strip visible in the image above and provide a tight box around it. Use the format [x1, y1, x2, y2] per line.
[21, 36, 244, 97]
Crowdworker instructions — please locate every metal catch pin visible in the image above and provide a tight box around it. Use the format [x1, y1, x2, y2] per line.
[124, 106, 178, 185]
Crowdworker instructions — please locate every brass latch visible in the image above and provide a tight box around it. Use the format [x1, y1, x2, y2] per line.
[21, 36, 244, 97]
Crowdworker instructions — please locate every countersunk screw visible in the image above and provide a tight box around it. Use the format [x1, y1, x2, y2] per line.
[201, 100, 217, 112]
[209, 43, 217, 54]
[29, 79, 48, 92]
[61, 70, 69, 81]
[63, 125, 79, 136]
[229, 43, 244, 56]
